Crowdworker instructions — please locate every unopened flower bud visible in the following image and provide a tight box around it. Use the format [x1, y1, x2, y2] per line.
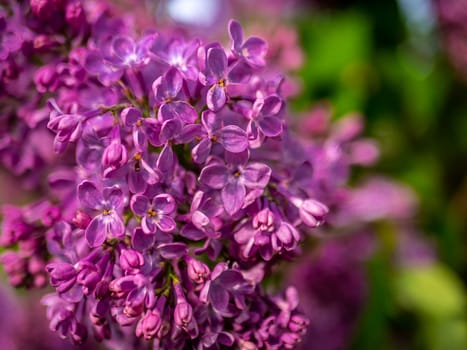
[102, 141, 128, 171]
[136, 310, 162, 340]
[186, 256, 210, 284]
[119, 249, 144, 273]
[72, 210, 91, 229]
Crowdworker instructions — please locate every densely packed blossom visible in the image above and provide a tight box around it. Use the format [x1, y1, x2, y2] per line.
[0, 1, 397, 349]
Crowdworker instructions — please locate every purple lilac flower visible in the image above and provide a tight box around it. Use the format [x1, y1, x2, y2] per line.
[244, 94, 284, 148]
[199, 160, 271, 215]
[200, 46, 249, 111]
[125, 149, 161, 193]
[229, 19, 268, 67]
[102, 126, 128, 174]
[130, 193, 176, 233]
[152, 66, 197, 124]
[47, 99, 84, 153]
[192, 110, 249, 163]
[84, 50, 124, 86]
[121, 106, 161, 149]
[78, 180, 125, 247]
[151, 38, 200, 80]
[107, 34, 156, 69]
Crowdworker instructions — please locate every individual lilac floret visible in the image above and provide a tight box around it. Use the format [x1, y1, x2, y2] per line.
[119, 248, 145, 274]
[201, 47, 249, 111]
[291, 197, 329, 228]
[199, 161, 271, 215]
[186, 256, 210, 286]
[47, 99, 84, 153]
[121, 107, 161, 149]
[130, 193, 176, 234]
[229, 19, 268, 67]
[102, 126, 128, 175]
[84, 50, 123, 86]
[173, 282, 198, 338]
[78, 181, 125, 247]
[192, 110, 248, 163]
[152, 67, 197, 124]
[245, 95, 284, 148]
[107, 34, 156, 69]
[152, 38, 200, 80]
[199, 263, 254, 316]
[136, 307, 163, 340]
[125, 149, 161, 193]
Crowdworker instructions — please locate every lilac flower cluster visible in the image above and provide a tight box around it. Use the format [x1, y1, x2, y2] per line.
[0, 2, 328, 348]
[0, 1, 389, 349]
[0, 0, 96, 187]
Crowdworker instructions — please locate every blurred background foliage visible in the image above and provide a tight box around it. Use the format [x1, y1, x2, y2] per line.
[286, 0, 466, 349]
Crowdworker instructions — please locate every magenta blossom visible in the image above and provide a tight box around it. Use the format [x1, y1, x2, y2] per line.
[199, 161, 271, 215]
[78, 181, 125, 247]
[192, 110, 249, 163]
[229, 19, 268, 67]
[130, 193, 176, 234]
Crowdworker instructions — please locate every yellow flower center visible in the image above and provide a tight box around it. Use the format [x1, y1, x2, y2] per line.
[147, 209, 157, 217]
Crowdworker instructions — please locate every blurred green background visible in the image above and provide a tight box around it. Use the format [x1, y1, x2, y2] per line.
[287, 0, 467, 349]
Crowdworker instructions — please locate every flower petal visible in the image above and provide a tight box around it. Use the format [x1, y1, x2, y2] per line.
[209, 284, 229, 312]
[180, 224, 205, 241]
[221, 181, 246, 215]
[261, 95, 283, 116]
[142, 216, 157, 234]
[156, 144, 175, 177]
[131, 228, 155, 252]
[85, 216, 107, 247]
[103, 186, 124, 209]
[217, 270, 244, 289]
[131, 195, 150, 216]
[153, 194, 176, 214]
[164, 101, 197, 124]
[78, 181, 103, 210]
[258, 116, 283, 137]
[163, 67, 182, 95]
[242, 37, 268, 66]
[192, 138, 212, 164]
[84, 51, 105, 74]
[201, 110, 221, 133]
[159, 117, 182, 142]
[219, 125, 248, 152]
[129, 167, 147, 194]
[157, 215, 176, 233]
[199, 164, 228, 189]
[112, 36, 135, 60]
[106, 215, 125, 238]
[206, 84, 226, 112]
[242, 163, 271, 189]
[207, 47, 227, 79]
[158, 242, 187, 259]
[228, 20, 243, 51]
